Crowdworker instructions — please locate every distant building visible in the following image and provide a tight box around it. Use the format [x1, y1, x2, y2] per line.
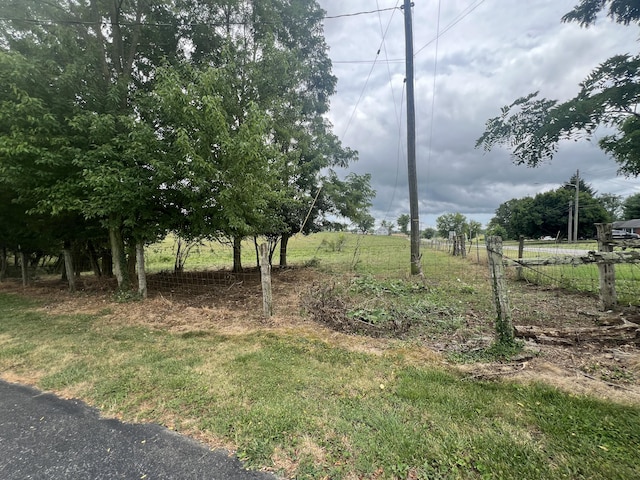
[612, 219, 640, 235]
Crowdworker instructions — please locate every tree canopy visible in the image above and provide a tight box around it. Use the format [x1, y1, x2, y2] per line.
[487, 178, 609, 239]
[476, 1, 640, 176]
[0, 0, 374, 285]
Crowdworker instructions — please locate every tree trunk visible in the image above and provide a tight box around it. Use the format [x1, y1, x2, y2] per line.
[127, 242, 136, 281]
[279, 234, 289, 268]
[87, 241, 102, 276]
[254, 237, 260, 267]
[259, 243, 272, 318]
[109, 224, 129, 289]
[232, 236, 243, 273]
[0, 246, 7, 282]
[62, 241, 76, 293]
[102, 250, 113, 277]
[136, 241, 147, 299]
[19, 251, 28, 287]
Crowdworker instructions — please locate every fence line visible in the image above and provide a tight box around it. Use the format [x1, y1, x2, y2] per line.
[486, 224, 640, 314]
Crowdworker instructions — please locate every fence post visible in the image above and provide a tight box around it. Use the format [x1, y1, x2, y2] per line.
[259, 243, 273, 318]
[516, 235, 525, 280]
[486, 236, 515, 344]
[595, 223, 616, 310]
[19, 250, 28, 287]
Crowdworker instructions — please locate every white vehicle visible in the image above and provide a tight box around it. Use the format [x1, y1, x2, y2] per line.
[612, 229, 640, 239]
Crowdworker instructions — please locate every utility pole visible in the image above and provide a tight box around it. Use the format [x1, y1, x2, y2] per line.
[574, 169, 580, 242]
[403, 0, 421, 275]
[568, 201, 573, 242]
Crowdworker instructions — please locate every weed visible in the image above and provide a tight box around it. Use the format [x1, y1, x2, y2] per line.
[447, 340, 525, 363]
[318, 233, 348, 253]
[112, 289, 142, 303]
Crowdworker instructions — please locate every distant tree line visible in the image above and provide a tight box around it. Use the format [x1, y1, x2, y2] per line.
[484, 176, 637, 240]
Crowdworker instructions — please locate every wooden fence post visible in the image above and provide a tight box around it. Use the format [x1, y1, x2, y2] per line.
[486, 236, 515, 344]
[259, 243, 273, 318]
[516, 235, 525, 280]
[595, 223, 616, 310]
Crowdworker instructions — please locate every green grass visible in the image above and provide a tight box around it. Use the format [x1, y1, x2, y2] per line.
[1, 292, 639, 479]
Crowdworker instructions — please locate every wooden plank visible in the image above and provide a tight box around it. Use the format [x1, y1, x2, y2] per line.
[505, 250, 640, 267]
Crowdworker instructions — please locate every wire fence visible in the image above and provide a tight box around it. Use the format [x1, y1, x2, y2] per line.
[3, 232, 638, 311]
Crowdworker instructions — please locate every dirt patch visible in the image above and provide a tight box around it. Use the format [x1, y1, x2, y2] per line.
[2, 268, 639, 404]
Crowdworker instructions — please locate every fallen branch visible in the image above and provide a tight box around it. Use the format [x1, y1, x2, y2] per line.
[515, 322, 639, 346]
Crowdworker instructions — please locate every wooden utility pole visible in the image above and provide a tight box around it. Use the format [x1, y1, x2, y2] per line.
[403, 0, 421, 275]
[574, 169, 580, 242]
[568, 201, 573, 242]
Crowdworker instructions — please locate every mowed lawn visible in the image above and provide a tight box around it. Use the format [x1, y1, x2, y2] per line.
[1, 233, 639, 479]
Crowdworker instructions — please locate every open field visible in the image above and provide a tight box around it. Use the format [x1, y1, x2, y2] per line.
[1, 232, 640, 479]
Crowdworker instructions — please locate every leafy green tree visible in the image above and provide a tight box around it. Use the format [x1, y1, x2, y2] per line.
[476, 1, 640, 176]
[324, 172, 376, 231]
[355, 214, 376, 234]
[622, 192, 640, 219]
[489, 183, 608, 239]
[468, 220, 483, 239]
[380, 220, 394, 235]
[397, 214, 411, 235]
[436, 213, 468, 238]
[597, 193, 624, 221]
[485, 224, 508, 239]
[421, 227, 437, 239]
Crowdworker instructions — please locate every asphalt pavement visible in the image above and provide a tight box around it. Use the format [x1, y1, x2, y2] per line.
[0, 379, 278, 480]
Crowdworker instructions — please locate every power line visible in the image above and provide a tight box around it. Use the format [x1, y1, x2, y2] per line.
[339, 2, 400, 141]
[414, 0, 486, 58]
[323, 6, 400, 20]
[0, 6, 401, 27]
[424, 0, 442, 196]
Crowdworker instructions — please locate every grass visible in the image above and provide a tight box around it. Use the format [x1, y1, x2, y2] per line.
[1, 292, 639, 479]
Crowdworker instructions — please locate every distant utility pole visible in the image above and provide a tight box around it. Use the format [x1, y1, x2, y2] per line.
[403, 0, 421, 275]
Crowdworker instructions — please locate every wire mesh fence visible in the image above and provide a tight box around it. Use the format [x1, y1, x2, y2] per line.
[3, 232, 638, 313]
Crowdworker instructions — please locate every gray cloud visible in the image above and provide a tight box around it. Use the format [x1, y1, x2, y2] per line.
[318, 0, 639, 228]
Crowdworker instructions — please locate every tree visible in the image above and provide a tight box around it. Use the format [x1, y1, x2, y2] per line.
[435, 213, 468, 239]
[1, 0, 365, 279]
[622, 192, 640, 219]
[397, 214, 410, 235]
[421, 227, 437, 239]
[597, 193, 624, 221]
[476, 1, 640, 176]
[324, 172, 376, 232]
[468, 220, 483, 239]
[355, 214, 376, 234]
[380, 220, 394, 235]
[489, 181, 609, 239]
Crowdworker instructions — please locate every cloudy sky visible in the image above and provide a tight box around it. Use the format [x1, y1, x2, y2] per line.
[316, 0, 639, 229]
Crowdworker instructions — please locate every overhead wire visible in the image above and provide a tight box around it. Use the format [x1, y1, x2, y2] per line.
[339, 2, 400, 142]
[376, 0, 406, 224]
[424, 0, 442, 206]
[0, 6, 401, 27]
[414, 0, 487, 58]
[382, 82, 407, 223]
